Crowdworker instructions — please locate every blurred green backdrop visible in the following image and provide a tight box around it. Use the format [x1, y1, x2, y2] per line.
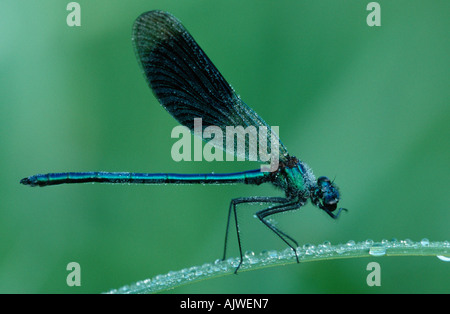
[1, 0, 449, 293]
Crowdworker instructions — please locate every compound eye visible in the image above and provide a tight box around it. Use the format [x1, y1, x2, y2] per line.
[324, 187, 338, 201]
[317, 176, 331, 186]
[324, 202, 337, 211]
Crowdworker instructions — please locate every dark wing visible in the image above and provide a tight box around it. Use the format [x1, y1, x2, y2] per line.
[132, 10, 288, 162]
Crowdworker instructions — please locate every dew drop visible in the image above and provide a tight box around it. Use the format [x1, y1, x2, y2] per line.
[437, 255, 450, 262]
[244, 250, 255, 258]
[167, 270, 176, 277]
[195, 269, 203, 276]
[306, 247, 316, 256]
[202, 262, 211, 268]
[244, 250, 258, 264]
[267, 250, 278, 259]
[369, 243, 386, 257]
[420, 238, 430, 247]
[318, 241, 332, 254]
[322, 241, 331, 247]
[335, 245, 346, 254]
[402, 238, 413, 246]
[226, 257, 238, 267]
[346, 240, 355, 247]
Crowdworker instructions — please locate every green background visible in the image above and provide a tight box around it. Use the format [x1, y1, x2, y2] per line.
[1, 0, 449, 293]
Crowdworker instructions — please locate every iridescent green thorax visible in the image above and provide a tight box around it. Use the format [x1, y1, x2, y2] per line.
[269, 155, 316, 201]
[267, 154, 344, 220]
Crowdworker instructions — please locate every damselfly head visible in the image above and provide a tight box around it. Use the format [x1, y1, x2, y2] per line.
[311, 176, 345, 218]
